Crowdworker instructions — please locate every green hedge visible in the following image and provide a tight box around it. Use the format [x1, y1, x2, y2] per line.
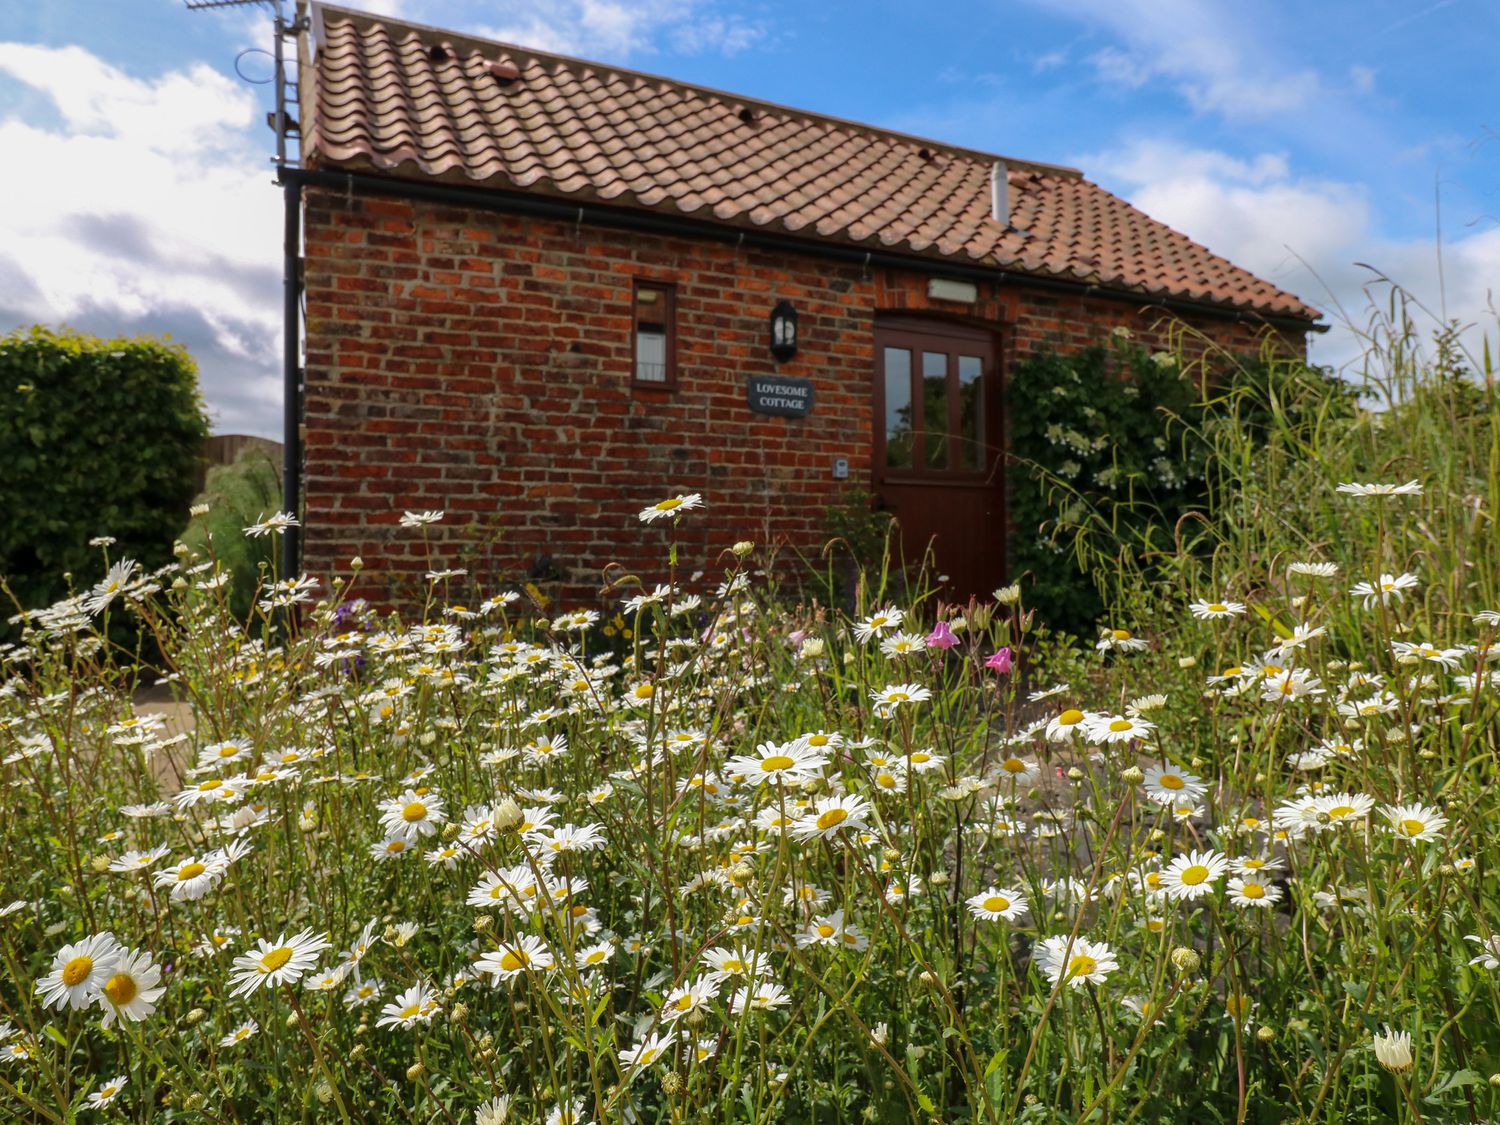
[0, 326, 210, 620]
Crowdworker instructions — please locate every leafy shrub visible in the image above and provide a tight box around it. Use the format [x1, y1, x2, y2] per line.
[178, 446, 282, 623]
[0, 326, 209, 624]
[1006, 331, 1355, 635]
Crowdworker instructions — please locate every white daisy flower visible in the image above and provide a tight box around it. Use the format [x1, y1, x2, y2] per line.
[966, 886, 1029, 922]
[228, 930, 331, 997]
[1159, 850, 1229, 901]
[36, 932, 123, 1011]
[1034, 935, 1117, 988]
[638, 493, 703, 523]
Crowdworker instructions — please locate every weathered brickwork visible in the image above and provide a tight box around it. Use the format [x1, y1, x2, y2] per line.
[301, 187, 1305, 608]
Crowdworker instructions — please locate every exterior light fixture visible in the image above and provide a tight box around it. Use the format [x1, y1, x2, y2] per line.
[769, 300, 798, 362]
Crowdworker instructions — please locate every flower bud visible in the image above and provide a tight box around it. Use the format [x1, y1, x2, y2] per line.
[1121, 766, 1144, 784]
[494, 798, 524, 833]
[185, 1008, 206, 1025]
[661, 1071, 684, 1095]
[406, 1063, 427, 1082]
[731, 541, 754, 557]
[1170, 947, 1201, 975]
[351, 557, 364, 570]
[315, 1082, 335, 1104]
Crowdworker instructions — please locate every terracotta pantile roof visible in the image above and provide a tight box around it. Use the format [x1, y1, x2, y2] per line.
[303, 4, 1320, 322]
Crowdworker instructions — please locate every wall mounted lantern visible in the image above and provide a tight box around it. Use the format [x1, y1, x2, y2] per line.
[769, 300, 798, 362]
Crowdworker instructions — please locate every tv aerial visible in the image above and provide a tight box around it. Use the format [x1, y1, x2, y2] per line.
[183, 0, 304, 168]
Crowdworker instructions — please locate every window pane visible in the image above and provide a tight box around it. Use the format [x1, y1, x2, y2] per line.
[958, 354, 984, 470]
[636, 328, 667, 382]
[634, 284, 672, 384]
[922, 351, 948, 469]
[883, 347, 913, 468]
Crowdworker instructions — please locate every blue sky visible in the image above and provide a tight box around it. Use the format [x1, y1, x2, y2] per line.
[2, 0, 1497, 437]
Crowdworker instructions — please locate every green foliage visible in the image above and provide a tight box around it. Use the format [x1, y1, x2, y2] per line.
[1006, 331, 1356, 635]
[804, 486, 901, 611]
[179, 447, 282, 623]
[0, 325, 209, 621]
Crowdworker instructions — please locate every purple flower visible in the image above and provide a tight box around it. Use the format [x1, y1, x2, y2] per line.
[926, 621, 959, 650]
[985, 647, 1013, 674]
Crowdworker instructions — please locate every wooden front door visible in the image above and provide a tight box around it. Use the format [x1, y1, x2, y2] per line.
[872, 318, 1006, 600]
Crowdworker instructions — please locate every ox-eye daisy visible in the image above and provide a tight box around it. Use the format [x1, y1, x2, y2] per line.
[475, 935, 554, 982]
[1227, 877, 1283, 909]
[228, 930, 331, 996]
[793, 794, 871, 841]
[36, 932, 122, 1011]
[1160, 850, 1229, 901]
[1035, 935, 1117, 988]
[85, 1075, 127, 1110]
[97, 948, 164, 1027]
[639, 493, 703, 523]
[966, 886, 1029, 922]
[1382, 802, 1448, 843]
[1141, 765, 1206, 805]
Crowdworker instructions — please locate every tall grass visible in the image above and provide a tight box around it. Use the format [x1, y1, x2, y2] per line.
[0, 296, 1496, 1124]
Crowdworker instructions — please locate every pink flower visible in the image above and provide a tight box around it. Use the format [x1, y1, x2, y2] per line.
[985, 647, 1013, 674]
[926, 621, 959, 650]
[788, 630, 807, 648]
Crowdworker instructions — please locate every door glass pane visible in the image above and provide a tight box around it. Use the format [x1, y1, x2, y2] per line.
[883, 347, 913, 469]
[922, 351, 948, 469]
[958, 354, 984, 470]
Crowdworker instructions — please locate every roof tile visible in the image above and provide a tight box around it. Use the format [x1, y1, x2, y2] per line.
[304, 4, 1319, 321]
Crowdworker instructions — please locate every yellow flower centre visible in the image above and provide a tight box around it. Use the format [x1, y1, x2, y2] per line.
[499, 949, 530, 972]
[1145, 872, 1163, 889]
[808, 735, 829, 746]
[104, 973, 138, 1005]
[1327, 805, 1356, 819]
[1108, 719, 1132, 733]
[634, 684, 654, 698]
[400, 1004, 420, 1019]
[816, 808, 848, 830]
[61, 956, 94, 987]
[1240, 883, 1266, 900]
[1160, 775, 1185, 790]
[888, 691, 910, 702]
[875, 773, 897, 789]
[1112, 629, 1132, 640]
[1400, 818, 1426, 837]
[401, 802, 427, 822]
[260, 947, 294, 972]
[1263, 664, 1283, 677]
[816, 924, 835, 938]
[1208, 603, 1228, 613]
[585, 951, 606, 964]
[673, 994, 694, 1011]
[1179, 864, 1210, 886]
[198, 779, 222, 792]
[1058, 709, 1084, 726]
[177, 862, 207, 880]
[983, 895, 1010, 913]
[1222, 666, 1242, 677]
[1067, 954, 1098, 977]
[760, 755, 794, 772]
[386, 840, 406, 854]
[217, 745, 238, 758]
[653, 498, 683, 512]
[1002, 757, 1026, 773]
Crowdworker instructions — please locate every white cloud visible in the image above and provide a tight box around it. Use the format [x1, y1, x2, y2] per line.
[1083, 138, 1500, 377]
[472, 0, 765, 60]
[0, 43, 282, 436]
[1032, 0, 1323, 121]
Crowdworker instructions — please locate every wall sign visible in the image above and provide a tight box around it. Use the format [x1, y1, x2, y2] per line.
[746, 375, 814, 417]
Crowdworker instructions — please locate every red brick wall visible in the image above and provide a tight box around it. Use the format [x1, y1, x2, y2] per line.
[300, 187, 1305, 607]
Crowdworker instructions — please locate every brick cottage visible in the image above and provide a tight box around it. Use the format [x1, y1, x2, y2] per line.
[290, 3, 1321, 607]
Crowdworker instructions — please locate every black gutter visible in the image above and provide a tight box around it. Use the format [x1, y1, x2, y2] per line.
[280, 177, 302, 578]
[284, 165, 1325, 335]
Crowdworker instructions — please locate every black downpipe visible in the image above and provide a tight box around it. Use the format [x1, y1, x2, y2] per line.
[281, 177, 302, 578]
